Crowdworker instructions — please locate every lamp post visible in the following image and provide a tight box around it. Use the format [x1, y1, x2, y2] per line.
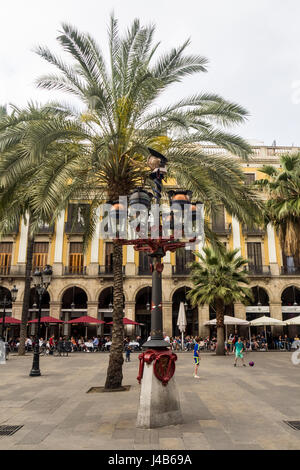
[29, 265, 52, 377]
[109, 148, 203, 428]
[0, 285, 18, 341]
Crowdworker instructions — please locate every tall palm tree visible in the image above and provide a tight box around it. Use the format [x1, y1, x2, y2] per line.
[0, 17, 261, 387]
[188, 246, 252, 355]
[255, 153, 300, 269]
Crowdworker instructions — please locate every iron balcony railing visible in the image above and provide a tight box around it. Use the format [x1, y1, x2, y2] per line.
[242, 226, 265, 236]
[64, 266, 87, 275]
[36, 224, 55, 235]
[64, 220, 86, 234]
[98, 265, 125, 276]
[138, 266, 152, 276]
[210, 223, 232, 236]
[247, 265, 271, 276]
[172, 265, 191, 276]
[0, 266, 11, 275]
[281, 266, 300, 275]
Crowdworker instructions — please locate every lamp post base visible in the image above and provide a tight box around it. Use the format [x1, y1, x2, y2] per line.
[29, 368, 41, 377]
[136, 350, 182, 429]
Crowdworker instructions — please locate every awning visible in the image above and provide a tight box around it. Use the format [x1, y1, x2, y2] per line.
[28, 316, 64, 324]
[249, 316, 286, 326]
[66, 315, 105, 324]
[205, 315, 249, 326]
[107, 317, 141, 325]
[283, 315, 300, 326]
[0, 317, 21, 324]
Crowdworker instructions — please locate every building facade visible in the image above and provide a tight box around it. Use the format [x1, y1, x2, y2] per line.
[1, 145, 300, 339]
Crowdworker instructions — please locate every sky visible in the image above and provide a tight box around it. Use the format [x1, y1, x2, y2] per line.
[1, 0, 300, 146]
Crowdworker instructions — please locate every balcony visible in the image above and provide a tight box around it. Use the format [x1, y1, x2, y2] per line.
[211, 223, 232, 236]
[138, 266, 152, 276]
[172, 265, 191, 276]
[242, 226, 265, 236]
[64, 220, 85, 235]
[281, 266, 300, 275]
[247, 265, 271, 276]
[0, 266, 11, 275]
[98, 265, 125, 276]
[64, 266, 87, 275]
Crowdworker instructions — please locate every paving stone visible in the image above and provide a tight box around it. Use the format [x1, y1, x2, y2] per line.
[0, 352, 300, 450]
[160, 437, 186, 449]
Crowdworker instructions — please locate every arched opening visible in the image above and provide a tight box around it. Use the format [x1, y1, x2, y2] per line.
[61, 287, 88, 338]
[135, 286, 152, 341]
[208, 302, 234, 339]
[246, 286, 270, 322]
[172, 287, 198, 338]
[209, 303, 234, 321]
[29, 288, 50, 312]
[281, 287, 300, 337]
[98, 286, 114, 335]
[0, 286, 16, 340]
[27, 287, 51, 337]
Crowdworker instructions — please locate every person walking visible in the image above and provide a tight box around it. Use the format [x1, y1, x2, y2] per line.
[125, 344, 132, 362]
[193, 337, 201, 378]
[234, 337, 246, 367]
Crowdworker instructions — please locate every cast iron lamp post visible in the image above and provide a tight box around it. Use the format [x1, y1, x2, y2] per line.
[0, 285, 18, 340]
[29, 265, 52, 377]
[111, 147, 199, 350]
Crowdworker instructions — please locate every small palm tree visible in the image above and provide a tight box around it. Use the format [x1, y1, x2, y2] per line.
[255, 153, 300, 268]
[188, 246, 252, 355]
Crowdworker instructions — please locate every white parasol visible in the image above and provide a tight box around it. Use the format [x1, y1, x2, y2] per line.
[177, 302, 187, 351]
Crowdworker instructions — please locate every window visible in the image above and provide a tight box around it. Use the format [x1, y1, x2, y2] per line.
[175, 248, 195, 274]
[66, 203, 89, 233]
[32, 242, 49, 270]
[139, 251, 151, 275]
[105, 243, 114, 273]
[244, 173, 255, 185]
[0, 242, 12, 274]
[212, 205, 225, 231]
[69, 242, 84, 274]
[247, 242, 262, 268]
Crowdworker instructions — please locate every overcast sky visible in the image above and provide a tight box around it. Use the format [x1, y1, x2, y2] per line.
[1, 0, 300, 145]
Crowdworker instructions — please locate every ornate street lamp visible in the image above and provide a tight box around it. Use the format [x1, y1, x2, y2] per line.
[0, 285, 18, 340]
[107, 148, 204, 428]
[29, 265, 52, 377]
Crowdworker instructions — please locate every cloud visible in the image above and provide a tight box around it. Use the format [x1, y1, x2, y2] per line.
[1, 0, 300, 145]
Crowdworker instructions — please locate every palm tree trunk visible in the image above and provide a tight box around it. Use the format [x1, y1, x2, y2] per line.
[215, 298, 225, 356]
[104, 242, 124, 389]
[18, 230, 34, 356]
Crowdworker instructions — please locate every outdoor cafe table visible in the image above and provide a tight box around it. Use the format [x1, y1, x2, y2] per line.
[66, 316, 105, 338]
[28, 316, 64, 340]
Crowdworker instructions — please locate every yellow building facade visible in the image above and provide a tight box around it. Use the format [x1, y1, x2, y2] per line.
[1, 145, 300, 339]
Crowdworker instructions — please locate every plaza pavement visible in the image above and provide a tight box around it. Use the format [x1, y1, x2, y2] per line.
[0, 350, 300, 450]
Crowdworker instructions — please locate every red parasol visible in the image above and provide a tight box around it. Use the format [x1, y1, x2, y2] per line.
[66, 315, 105, 324]
[106, 317, 141, 325]
[0, 316, 21, 324]
[28, 316, 64, 323]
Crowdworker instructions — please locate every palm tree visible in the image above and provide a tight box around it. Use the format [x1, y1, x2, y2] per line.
[0, 17, 261, 387]
[255, 153, 300, 269]
[0, 104, 67, 355]
[188, 246, 253, 355]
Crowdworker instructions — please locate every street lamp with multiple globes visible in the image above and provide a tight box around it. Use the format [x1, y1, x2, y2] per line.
[109, 148, 203, 427]
[29, 265, 52, 377]
[0, 285, 18, 340]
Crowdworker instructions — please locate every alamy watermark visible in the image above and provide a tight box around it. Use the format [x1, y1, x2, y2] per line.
[97, 198, 204, 249]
